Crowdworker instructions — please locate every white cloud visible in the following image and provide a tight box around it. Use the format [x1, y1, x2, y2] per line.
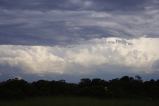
[0, 37, 158, 76]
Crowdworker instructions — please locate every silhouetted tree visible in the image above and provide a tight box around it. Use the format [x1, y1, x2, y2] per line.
[0, 76, 158, 99]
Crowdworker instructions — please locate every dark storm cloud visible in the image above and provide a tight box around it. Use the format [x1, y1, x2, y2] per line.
[0, 0, 154, 12]
[0, 0, 159, 46]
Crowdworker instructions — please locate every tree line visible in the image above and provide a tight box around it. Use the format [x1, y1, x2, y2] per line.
[0, 76, 159, 99]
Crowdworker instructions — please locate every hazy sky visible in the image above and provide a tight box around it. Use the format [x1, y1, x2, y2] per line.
[0, 0, 159, 82]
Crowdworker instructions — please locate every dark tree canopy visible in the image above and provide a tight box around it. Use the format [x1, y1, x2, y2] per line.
[0, 76, 159, 99]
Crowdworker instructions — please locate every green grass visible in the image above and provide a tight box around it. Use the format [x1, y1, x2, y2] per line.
[0, 97, 159, 106]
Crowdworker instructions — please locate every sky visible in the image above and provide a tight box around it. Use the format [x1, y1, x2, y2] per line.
[0, 0, 159, 82]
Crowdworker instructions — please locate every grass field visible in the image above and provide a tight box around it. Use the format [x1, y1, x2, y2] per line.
[0, 97, 159, 106]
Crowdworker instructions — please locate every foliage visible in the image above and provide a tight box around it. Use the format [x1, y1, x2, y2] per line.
[0, 76, 159, 99]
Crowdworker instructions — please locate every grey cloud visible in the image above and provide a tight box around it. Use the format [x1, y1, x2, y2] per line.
[0, 0, 159, 46]
[1, 8, 159, 45]
[0, 0, 157, 12]
[152, 60, 159, 71]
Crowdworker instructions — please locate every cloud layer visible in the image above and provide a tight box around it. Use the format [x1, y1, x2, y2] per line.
[0, 37, 159, 79]
[0, 0, 159, 81]
[0, 0, 159, 45]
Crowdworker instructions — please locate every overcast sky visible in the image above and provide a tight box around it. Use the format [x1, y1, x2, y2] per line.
[0, 0, 159, 82]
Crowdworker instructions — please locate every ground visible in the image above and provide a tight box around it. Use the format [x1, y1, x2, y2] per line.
[0, 97, 159, 106]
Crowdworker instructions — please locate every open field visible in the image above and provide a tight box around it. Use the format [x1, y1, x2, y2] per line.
[0, 97, 159, 106]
